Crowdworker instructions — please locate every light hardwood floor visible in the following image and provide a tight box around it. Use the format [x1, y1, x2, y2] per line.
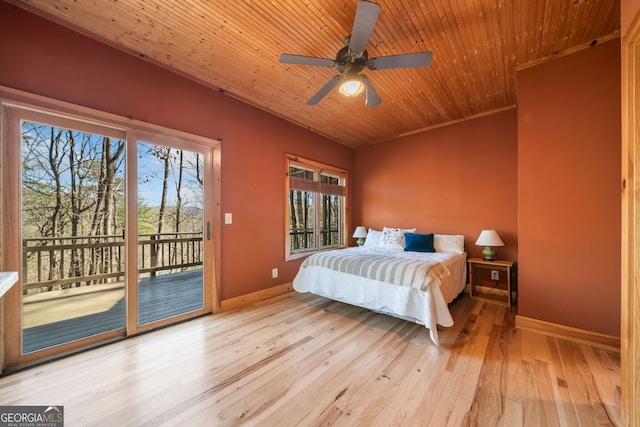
[0, 292, 621, 426]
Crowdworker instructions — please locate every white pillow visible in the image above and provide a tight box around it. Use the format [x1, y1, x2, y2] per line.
[379, 227, 416, 250]
[433, 234, 465, 254]
[363, 228, 382, 247]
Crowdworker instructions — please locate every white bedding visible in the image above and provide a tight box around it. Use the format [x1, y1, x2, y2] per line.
[293, 246, 467, 345]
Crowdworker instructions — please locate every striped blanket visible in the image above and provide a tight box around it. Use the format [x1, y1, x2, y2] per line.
[300, 247, 451, 291]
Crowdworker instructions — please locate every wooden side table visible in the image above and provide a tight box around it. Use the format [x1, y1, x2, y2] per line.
[467, 258, 514, 307]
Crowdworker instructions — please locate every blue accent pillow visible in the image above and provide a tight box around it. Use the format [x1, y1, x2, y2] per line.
[404, 232, 436, 253]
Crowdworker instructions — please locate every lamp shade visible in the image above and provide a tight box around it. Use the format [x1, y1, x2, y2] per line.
[475, 230, 505, 247]
[352, 226, 368, 238]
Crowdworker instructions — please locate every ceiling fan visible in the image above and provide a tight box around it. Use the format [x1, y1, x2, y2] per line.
[279, 0, 432, 107]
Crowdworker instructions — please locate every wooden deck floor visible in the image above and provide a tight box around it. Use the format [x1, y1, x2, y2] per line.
[22, 270, 204, 353]
[0, 292, 621, 426]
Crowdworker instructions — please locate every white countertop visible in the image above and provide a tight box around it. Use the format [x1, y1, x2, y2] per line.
[0, 271, 18, 298]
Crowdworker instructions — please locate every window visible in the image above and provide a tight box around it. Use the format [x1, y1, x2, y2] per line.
[286, 155, 347, 259]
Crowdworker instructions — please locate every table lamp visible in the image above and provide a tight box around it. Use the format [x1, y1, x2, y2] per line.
[475, 229, 504, 261]
[352, 226, 368, 246]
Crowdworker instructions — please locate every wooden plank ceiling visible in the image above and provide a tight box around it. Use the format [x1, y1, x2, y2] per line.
[9, 0, 620, 148]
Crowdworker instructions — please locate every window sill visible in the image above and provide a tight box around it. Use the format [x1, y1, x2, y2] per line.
[286, 245, 346, 262]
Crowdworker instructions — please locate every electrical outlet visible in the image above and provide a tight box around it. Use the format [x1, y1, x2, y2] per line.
[272, 268, 278, 279]
[491, 270, 500, 281]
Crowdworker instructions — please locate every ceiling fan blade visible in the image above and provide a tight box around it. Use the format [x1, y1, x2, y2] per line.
[279, 54, 337, 68]
[307, 75, 342, 105]
[360, 75, 381, 107]
[348, 1, 381, 55]
[367, 52, 433, 70]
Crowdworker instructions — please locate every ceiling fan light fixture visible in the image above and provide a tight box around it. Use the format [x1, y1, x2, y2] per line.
[280, 0, 431, 106]
[338, 77, 365, 97]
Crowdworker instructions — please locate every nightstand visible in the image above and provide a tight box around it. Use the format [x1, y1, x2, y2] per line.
[468, 258, 514, 307]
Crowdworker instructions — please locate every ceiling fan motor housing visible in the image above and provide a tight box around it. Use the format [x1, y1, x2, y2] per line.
[336, 45, 368, 73]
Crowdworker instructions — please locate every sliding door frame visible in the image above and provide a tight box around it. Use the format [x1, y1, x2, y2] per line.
[128, 131, 217, 334]
[0, 86, 221, 370]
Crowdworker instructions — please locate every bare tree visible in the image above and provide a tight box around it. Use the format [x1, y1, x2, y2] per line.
[87, 136, 125, 282]
[156, 147, 171, 235]
[174, 149, 184, 233]
[89, 137, 124, 236]
[145, 146, 171, 276]
[47, 127, 65, 241]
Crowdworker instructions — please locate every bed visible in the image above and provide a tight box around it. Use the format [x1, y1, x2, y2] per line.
[292, 228, 467, 345]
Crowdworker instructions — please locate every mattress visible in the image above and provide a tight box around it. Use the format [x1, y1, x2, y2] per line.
[293, 246, 467, 345]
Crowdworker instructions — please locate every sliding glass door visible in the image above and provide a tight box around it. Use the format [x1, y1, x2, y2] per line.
[136, 140, 205, 327]
[19, 117, 127, 354]
[2, 102, 217, 369]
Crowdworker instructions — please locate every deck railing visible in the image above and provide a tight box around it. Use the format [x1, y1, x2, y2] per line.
[290, 227, 341, 251]
[22, 232, 203, 294]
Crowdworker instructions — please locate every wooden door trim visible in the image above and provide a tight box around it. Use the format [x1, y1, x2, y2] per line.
[621, 11, 640, 427]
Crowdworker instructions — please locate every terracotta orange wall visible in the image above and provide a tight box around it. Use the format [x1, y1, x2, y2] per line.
[517, 39, 621, 336]
[0, 2, 354, 300]
[622, 0, 640, 35]
[354, 109, 518, 262]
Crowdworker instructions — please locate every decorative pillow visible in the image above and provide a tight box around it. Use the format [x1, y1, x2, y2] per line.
[433, 234, 465, 254]
[379, 227, 416, 250]
[363, 228, 382, 247]
[404, 232, 436, 252]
